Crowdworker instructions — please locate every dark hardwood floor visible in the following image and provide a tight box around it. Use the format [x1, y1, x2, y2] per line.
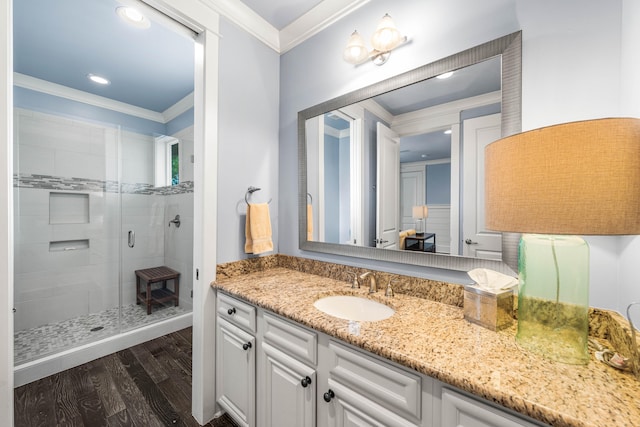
[14, 327, 238, 427]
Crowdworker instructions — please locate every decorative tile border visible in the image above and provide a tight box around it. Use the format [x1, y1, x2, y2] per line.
[14, 173, 193, 195]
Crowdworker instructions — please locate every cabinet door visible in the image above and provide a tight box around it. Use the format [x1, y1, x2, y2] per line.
[259, 342, 316, 427]
[325, 382, 419, 427]
[441, 388, 544, 427]
[327, 341, 421, 421]
[216, 317, 255, 427]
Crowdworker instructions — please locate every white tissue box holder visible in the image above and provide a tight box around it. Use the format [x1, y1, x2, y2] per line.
[463, 285, 514, 331]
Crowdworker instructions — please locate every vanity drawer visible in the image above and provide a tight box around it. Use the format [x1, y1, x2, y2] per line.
[328, 340, 421, 422]
[217, 292, 256, 333]
[262, 312, 317, 366]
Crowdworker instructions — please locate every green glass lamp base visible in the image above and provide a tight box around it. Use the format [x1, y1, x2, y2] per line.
[516, 234, 590, 365]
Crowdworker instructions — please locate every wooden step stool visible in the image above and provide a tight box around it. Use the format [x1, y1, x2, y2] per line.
[135, 266, 180, 315]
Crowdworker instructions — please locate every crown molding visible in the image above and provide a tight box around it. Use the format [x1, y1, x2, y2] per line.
[391, 91, 501, 136]
[163, 92, 195, 122]
[279, 0, 370, 53]
[199, 0, 280, 51]
[14, 73, 195, 124]
[14, 73, 165, 122]
[200, 0, 367, 54]
[356, 91, 501, 138]
[358, 98, 394, 124]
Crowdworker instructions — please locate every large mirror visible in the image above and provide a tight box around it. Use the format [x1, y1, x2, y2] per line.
[299, 32, 521, 273]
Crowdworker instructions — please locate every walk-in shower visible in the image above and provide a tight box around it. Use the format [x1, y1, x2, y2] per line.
[13, 0, 196, 383]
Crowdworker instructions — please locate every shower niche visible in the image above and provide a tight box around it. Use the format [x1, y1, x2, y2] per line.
[49, 192, 90, 224]
[48, 193, 91, 251]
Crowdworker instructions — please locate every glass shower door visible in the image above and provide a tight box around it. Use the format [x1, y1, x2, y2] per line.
[13, 109, 123, 364]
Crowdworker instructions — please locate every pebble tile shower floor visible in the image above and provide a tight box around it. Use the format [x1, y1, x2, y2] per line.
[14, 303, 189, 364]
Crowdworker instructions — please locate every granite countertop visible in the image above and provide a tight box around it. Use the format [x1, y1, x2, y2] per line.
[212, 266, 640, 427]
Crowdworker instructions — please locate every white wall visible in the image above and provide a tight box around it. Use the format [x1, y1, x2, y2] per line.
[279, 0, 636, 313]
[619, 0, 640, 320]
[216, 17, 280, 264]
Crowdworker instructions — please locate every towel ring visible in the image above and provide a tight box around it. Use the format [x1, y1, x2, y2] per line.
[307, 193, 313, 205]
[245, 186, 272, 205]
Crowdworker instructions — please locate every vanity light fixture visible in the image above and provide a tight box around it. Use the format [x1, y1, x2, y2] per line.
[87, 73, 110, 85]
[116, 6, 150, 29]
[444, 129, 452, 135]
[485, 118, 640, 365]
[343, 14, 408, 66]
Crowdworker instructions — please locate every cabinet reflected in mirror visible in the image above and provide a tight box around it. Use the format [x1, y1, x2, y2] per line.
[299, 32, 522, 273]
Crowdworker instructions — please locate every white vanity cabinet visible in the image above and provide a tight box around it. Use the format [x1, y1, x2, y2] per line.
[214, 290, 548, 427]
[216, 293, 257, 427]
[257, 312, 318, 427]
[320, 340, 424, 427]
[439, 387, 545, 427]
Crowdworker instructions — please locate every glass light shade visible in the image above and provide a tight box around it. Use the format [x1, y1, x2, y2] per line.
[343, 30, 369, 64]
[516, 234, 590, 365]
[371, 14, 403, 52]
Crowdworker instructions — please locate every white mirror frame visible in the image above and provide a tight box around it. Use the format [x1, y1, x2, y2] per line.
[298, 31, 521, 274]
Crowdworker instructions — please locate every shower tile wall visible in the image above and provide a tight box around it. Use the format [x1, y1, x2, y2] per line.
[13, 108, 194, 332]
[164, 191, 194, 309]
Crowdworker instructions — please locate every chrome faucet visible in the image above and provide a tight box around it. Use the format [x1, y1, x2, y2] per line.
[359, 271, 377, 294]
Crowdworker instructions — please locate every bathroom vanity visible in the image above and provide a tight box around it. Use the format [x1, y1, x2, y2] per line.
[211, 258, 640, 427]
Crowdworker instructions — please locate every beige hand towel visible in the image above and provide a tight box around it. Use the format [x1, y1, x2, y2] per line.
[307, 204, 313, 241]
[399, 228, 416, 249]
[244, 203, 273, 254]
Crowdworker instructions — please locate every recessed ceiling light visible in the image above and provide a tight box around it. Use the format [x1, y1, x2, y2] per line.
[444, 129, 452, 135]
[87, 74, 110, 85]
[436, 71, 454, 79]
[116, 6, 150, 29]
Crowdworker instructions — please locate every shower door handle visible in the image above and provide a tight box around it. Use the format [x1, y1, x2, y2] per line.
[128, 231, 135, 248]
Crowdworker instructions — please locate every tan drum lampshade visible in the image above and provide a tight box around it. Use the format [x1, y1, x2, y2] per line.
[485, 118, 640, 235]
[412, 205, 428, 220]
[485, 118, 640, 365]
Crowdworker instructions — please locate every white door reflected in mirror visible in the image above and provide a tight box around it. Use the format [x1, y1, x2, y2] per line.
[376, 122, 400, 250]
[462, 113, 502, 259]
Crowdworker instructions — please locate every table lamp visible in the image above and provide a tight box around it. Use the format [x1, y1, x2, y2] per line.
[412, 205, 428, 235]
[485, 118, 640, 364]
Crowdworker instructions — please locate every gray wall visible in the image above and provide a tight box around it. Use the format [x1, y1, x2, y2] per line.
[324, 135, 339, 243]
[217, 17, 280, 263]
[426, 163, 450, 205]
[278, 0, 636, 311]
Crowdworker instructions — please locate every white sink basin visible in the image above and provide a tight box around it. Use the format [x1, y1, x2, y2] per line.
[313, 295, 395, 322]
